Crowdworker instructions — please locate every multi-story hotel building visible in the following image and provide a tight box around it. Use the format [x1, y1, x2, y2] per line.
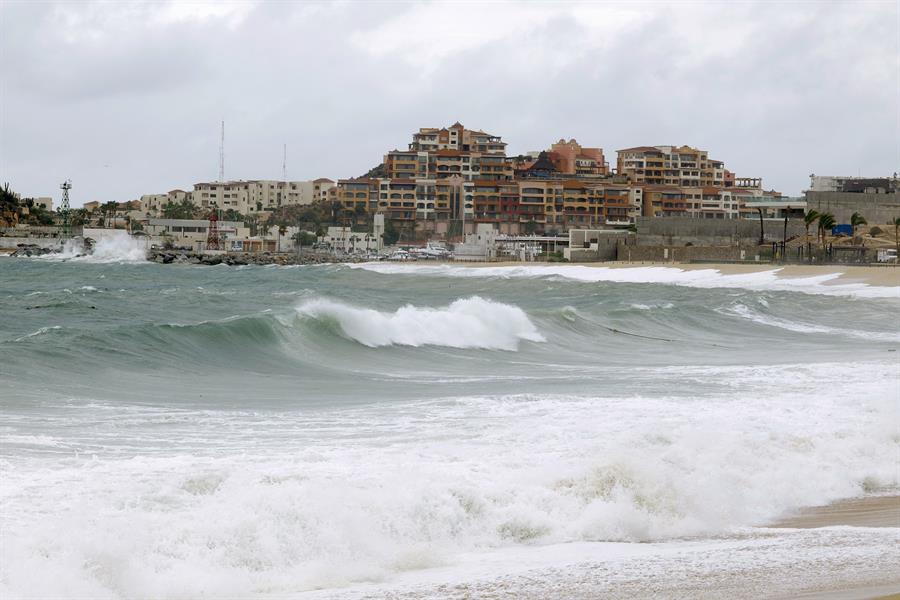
[339, 126, 647, 236]
[384, 122, 513, 182]
[188, 179, 333, 215]
[617, 145, 726, 188]
[140, 189, 194, 217]
[617, 145, 781, 220]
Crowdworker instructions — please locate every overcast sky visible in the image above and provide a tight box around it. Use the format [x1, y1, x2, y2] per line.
[1, 0, 897, 207]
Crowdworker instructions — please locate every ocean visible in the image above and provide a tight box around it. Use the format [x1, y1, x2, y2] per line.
[1, 251, 898, 598]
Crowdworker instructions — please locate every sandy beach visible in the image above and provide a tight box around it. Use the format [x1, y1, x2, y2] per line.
[768, 495, 900, 600]
[772, 494, 900, 529]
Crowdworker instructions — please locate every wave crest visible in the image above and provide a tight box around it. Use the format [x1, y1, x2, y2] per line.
[296, 296, 545, 350]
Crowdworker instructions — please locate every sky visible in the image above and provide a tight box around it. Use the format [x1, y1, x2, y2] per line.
[1, 0, 898, 207]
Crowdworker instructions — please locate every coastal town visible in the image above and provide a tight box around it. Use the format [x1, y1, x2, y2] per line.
[2, 121, 899, 264]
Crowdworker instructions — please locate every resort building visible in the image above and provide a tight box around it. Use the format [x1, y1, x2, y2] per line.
[616, 145, 726, 188]
[190, 179, 331, 215]
[546, 139, 609, 177]
[384, 122, 514, 182]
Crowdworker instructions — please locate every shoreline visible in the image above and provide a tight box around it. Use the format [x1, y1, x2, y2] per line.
[769, 494, 900, 529]
[5, 245, 899, 288]
[313, 495, 900, 599]
[430, 260, 900, 288]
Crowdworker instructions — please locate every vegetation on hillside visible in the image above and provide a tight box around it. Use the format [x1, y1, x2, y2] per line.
[1, 183, 55, 227]
[360, 163, 386, 179]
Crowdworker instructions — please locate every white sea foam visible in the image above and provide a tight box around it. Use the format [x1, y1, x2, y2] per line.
[630, 302, 674, 310]
[295, 296, 545, 350]
[1, 361, 896, 598]
[350, 263, 900, 299]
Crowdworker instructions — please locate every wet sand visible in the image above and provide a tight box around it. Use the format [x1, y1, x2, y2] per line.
[768, 496, 900, 599]
[771, 495, 900, 529]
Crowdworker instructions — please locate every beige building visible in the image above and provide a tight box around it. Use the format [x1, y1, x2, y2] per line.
[33, 197, 54, 211]
[313, 178, 336, 203]
[193, 179, 334, 215]
[140, 190, 194, 218]
[617, 145, 726, 188]
[140, 194, 169, 217]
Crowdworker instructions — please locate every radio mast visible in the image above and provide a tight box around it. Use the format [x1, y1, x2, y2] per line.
[59, 180, 72, 239]
[218, 120, 225, 182]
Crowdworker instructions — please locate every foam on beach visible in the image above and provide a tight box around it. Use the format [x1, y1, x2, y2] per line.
[350, 263, 900, 299]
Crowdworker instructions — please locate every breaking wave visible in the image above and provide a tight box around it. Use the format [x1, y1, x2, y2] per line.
[295, 296, 545, 350]
[350, 263, 900, 299]
[47, 234, 149, 263]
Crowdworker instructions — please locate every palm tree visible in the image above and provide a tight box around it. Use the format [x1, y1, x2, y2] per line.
[278, 225, 287, 252]
[818, 212, 836, 250]
[803, 210, 819, 262]
[850, 212, 867, 238]
[102, 201, 118, 228]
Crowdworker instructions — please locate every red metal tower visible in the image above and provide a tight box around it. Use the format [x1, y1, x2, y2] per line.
[206, 211, 221, 250]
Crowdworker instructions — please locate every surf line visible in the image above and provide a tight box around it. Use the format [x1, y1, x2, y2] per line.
[601, 325, 729, 348]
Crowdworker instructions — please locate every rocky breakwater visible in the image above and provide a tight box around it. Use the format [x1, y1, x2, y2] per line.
[8, 244, 63, 257]
[149, 249, 363, 266]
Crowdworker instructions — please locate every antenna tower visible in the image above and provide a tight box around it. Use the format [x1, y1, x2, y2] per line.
[218, 120, 225, 182]
[207, 210, 221, 250]
[59, 180, 72, 239]
[283, 143, 287, 181]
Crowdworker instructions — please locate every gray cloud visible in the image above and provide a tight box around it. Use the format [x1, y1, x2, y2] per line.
[1, 0, 897, 206]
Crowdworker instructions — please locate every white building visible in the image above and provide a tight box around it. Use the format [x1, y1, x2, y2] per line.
[144, 218, 250, 250]
[319, 226, 379, 253]
[809, 174, 899, 192]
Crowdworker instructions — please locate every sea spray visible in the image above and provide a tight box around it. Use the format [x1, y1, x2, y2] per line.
[295, 296, 545, 349]
[44, 232, 149, 263]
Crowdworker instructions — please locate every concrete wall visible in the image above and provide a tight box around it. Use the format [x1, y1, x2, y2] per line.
[616, 241, 764, 262]
[635, 216, 805, 246]
[615, 241, 889, 264]
[565, 231, 628, 261]
[805, 192, 900, 224]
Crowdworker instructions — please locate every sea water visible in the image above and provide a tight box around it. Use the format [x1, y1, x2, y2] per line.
[1, 254, 898, 598]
